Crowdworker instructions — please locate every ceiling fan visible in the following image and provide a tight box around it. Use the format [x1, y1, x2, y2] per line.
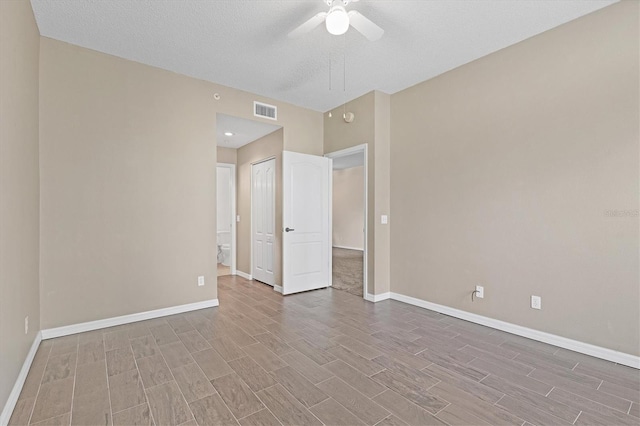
[288, 0, 384, 41]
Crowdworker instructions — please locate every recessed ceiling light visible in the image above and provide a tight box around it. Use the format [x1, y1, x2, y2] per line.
[224, 132, 234, 136]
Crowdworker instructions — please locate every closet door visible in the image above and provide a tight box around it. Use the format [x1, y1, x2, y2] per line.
[252, 158, 275, 285]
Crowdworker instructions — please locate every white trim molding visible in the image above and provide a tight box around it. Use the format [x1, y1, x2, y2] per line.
[365, 292, 391, 303]
[41, 299, 219, 340]
[1, 331, 42, 426]
[274, 285, 283, 294]
[236, 270, 252, 280]
[390, 292, 640, 369]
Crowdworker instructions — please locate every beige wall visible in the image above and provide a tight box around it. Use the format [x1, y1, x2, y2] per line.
[217, 146, 237, 165]
[39, 38, 322, 329]
[333, 166, 365, 250]
[373, 92, 391, 295]
[236, 130, 284, 284]
[390, 1, 639, 356]
[324, 91, 391, 295]
[0, 0, 41, 411]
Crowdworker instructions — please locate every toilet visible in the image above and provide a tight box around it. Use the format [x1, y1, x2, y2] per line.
[217, 231, 231, 266]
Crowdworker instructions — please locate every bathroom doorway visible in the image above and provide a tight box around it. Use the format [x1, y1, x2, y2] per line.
[217, 163, 236, 276]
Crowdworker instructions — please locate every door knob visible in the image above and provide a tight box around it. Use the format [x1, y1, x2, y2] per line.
[285, 227, 295, 232]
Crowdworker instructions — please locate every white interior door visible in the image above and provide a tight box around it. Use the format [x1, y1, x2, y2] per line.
[252, 158, 275, 285]
[283, 151, 331, 295]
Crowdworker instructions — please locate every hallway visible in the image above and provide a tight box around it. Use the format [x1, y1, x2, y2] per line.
[331, 248, 364, 297]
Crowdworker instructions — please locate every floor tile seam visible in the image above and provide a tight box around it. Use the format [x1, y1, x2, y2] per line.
[376, 383, 449, 423]
[180, 343, 224, 403]
[67, 340, 80, 426]
[321, 374, 391, 418]
[298, 392, 330, 411]
[372, 415, 394, 426]
[545, 386, 555, 397]
[550, 384, 635, 416]
[233, 403, 273, 423]
[25, 340, 56, 425]
[27, 410, 72, 426]
[155, 334, 185, 349]
[103, 353, 114, 425]
[243, 402, 284, 425]
[432, 400, 451, 417]
[515, 383, 590, 425]
[570, 409, 583, 424]
[571, 410, 583, 425]
[292, 383, 352, 425]
[209, 368, 261, 425]
[131, 344, 157, 426]
[494, 392, 572, 425]
[168, 320, 196, 336]
[470, 374, 508, 405]
[110, 401, 147, 416]
[368, 388, 388, 400]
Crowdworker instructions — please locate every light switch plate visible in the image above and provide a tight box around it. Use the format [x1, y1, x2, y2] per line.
[381, 215, 388, 224]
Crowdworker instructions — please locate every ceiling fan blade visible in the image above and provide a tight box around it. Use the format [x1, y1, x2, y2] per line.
[288, 12, 327, 38]
[348, 10, 384, 41]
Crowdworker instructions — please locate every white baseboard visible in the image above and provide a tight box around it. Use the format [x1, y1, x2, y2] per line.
[333, 245, 364, 251]
[390, 292, 640, 369]
[1, 331, 42, 426]
[236, 270, 252, 280]
[41, 299, 219, 340]
[365, 292, 391, 302]
[274, 285, 283, 294]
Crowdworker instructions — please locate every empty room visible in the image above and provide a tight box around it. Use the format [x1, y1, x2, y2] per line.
[1, 1, 638, 425]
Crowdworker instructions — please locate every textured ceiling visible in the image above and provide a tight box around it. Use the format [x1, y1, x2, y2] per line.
[30, 0, 616, 112]
[216, 114, 281, 149]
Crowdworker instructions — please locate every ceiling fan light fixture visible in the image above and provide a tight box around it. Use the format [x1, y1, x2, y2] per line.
[325, 5, 349, 35]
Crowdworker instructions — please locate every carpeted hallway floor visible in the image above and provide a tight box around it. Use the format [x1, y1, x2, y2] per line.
[332, 248, 363, 297]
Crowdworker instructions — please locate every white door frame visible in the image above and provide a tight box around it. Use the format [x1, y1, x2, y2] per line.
[324, 144, 368, 299]
[250, 157, 276, 285]
[217, 163, 237, 275]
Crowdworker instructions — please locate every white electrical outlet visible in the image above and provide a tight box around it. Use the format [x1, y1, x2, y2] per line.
[25, 316, 29, 334]
[198, 276, 205, 287]
[236, 215, 240, 222]
[531, 295, 542, 310]
[381, 215, 388, 224]
[475, 285, 484, 298]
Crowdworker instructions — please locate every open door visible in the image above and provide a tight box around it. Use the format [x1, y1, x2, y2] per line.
[282, 151, 332, 295]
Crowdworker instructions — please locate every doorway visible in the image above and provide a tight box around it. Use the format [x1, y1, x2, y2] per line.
[216, 163, 236, 276]
[325, 144, 367, 298]
[216, 113, 281, 283]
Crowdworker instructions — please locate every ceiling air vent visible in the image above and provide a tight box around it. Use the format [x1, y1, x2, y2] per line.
[254, 101, 277, 121]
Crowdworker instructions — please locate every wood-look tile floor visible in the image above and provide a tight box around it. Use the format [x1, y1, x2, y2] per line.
[10, 275, 640, 426]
